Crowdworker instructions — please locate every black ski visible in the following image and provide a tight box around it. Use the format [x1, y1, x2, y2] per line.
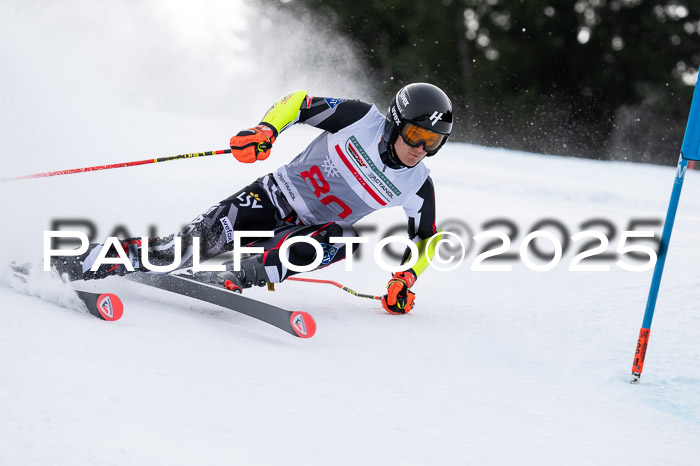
[9, 264, 124, 321]
[126, 272, 316, 338]
[73, 290, 124, 321]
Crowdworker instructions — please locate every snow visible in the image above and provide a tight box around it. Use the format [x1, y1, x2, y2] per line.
[3, 147, 700, 466]
[2, 2, 700, 465]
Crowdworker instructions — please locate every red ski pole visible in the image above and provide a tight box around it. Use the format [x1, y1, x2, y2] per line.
[286, 276, 382, 301]
[2, 149, 232, 182]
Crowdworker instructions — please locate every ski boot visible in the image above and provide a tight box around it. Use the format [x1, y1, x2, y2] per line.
[189, 254, 269, 294]
[51, 254, 87, 281]
[51, 240, 143, 281]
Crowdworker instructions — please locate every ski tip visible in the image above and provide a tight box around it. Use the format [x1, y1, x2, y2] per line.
[290, 311, 316, 338]
[94, 293, 124, 321]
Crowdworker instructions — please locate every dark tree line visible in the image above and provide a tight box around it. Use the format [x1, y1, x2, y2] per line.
[274, 0, 700, 165]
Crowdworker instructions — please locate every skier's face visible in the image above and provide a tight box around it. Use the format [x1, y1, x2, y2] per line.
[393, 134, 427, 167]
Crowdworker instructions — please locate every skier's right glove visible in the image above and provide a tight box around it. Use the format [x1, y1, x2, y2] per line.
[229, 123, 277, 163]
[381, 270, 416, 315]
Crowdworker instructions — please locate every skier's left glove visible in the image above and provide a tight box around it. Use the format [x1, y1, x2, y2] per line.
[381, 270, 416, 315]
[230, 123, 277, 163]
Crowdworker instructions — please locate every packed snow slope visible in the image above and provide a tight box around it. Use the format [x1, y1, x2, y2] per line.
[2, 2, 700, 465]
[2, 141, 700, 466]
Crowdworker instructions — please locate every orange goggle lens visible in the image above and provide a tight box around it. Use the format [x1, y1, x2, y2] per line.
[400, 123, 445, 151]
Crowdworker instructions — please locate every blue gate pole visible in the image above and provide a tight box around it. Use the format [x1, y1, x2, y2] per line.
[631, 82, 700, 383]
[630, 156, 688, 383]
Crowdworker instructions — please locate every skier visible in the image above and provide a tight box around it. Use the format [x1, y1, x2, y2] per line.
[52, 83, 453, 315]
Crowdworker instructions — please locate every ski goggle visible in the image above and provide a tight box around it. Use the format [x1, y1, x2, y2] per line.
[400, 122, 446, 152]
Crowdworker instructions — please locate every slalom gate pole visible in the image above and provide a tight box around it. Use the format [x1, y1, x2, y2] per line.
[630, 83, 700, 384]
[1, 149, 232, 183]
[286, 277, 382, 301]
[631, 156, 688, 383]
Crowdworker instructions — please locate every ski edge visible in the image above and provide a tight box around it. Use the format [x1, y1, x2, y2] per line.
[9, 264, 124, 321]
[126, 272, 316, 338]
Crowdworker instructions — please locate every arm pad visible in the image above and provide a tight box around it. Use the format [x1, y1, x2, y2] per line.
[260, 90, 308, 134]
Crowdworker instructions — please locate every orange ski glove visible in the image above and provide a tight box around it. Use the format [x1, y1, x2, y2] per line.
[229, 123, 277, 163]
[381, 270, 417, 315]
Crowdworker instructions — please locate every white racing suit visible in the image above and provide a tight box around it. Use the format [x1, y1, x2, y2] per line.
[58, 94, 438, 283]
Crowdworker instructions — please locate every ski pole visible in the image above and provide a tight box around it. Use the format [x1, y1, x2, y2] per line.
[1, 149, 232, 183]
[286, 277, 382, 301]
[630, 83, 700, 384]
